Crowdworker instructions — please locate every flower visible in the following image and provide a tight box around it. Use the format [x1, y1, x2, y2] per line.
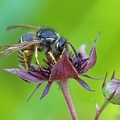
[102, 72, 120, 105]
[2, 32, 100, 100]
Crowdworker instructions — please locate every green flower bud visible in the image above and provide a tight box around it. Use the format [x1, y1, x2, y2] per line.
[102, 72, 120, 105]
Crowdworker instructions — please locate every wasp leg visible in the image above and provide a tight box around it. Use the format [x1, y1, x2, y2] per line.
[23, 50, 32, 71]
[67, 42, 78, 58]
[47, 52, 57, 63]
[35, 46, 40, 70]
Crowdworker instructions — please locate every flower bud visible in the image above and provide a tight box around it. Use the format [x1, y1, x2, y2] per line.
[102, 72, 120, 105]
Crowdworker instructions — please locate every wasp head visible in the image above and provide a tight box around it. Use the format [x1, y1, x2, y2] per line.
[37, 27, 59, 45]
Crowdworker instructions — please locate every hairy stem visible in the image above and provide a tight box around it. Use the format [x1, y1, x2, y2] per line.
[58, 79, 78, 120]
[94, 99, 109, 120]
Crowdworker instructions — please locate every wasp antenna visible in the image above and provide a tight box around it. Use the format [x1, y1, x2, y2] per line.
[5, 24, 39, 31]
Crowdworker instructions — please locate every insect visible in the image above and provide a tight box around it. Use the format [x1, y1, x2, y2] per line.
[0, 24, 79, 71]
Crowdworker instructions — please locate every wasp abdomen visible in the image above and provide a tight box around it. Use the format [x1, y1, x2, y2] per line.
[17, 33, 35, 68]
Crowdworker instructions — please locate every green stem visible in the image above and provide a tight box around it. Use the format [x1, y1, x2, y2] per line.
[94, 99, 109, 120]
[58, 79, 78, 120]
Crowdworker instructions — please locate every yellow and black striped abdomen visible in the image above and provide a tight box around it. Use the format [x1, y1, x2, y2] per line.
[17, 49, 34, 67]
[17, 33, 35, 69]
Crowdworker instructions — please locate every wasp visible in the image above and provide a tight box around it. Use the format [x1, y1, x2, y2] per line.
[0, 24, 79, 71]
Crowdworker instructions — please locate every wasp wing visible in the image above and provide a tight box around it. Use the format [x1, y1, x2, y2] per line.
[6, 24, 39, 31]
[0, 40, 40, 58]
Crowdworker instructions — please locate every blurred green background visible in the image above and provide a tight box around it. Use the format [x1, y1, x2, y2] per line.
[0, 0, 120, 120]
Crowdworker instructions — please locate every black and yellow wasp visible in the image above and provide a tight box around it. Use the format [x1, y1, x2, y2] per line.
[0, 24, 78, 71]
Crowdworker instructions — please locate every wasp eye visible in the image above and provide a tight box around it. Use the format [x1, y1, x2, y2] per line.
[37, 33, 41, 39]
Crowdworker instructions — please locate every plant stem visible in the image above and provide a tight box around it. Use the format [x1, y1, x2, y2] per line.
[58, 79, 78, 120]
[94, 99, 109, 120]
